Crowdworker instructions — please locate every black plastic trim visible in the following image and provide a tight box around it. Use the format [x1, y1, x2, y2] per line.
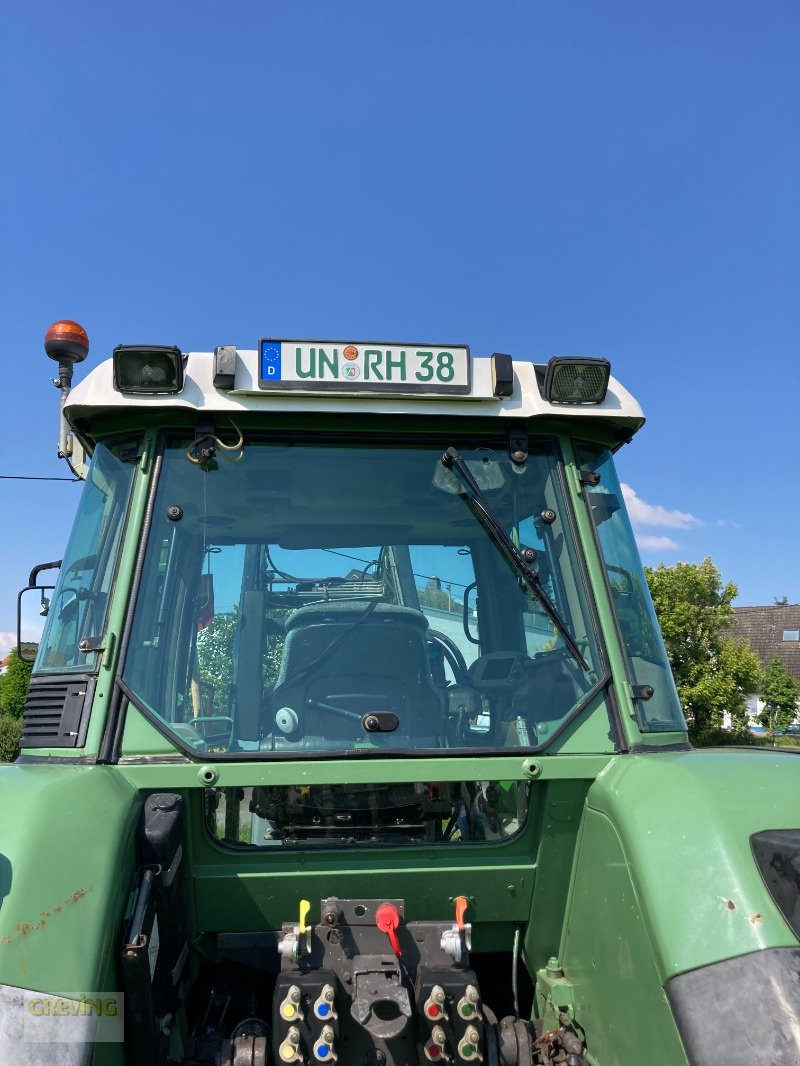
[666, 948, 800, 1063]
[627, 741, 693, 753]
[21, 674, 94, 748]
[751, 829, 800, 941]
[16, 754, 105, 765]
[604, 680, 630, 754]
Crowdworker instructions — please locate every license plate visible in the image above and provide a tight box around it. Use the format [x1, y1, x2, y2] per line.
[258, 340, 471, 395]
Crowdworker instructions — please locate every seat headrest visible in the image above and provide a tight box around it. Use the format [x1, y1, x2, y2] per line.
[284, 601, 429, 634]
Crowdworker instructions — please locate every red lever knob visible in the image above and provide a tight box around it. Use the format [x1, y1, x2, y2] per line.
[375, 902, 402, 957]
[455, 896, 469, 930]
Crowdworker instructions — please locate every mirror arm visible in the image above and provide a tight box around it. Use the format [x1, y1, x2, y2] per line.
[28, 559, 62, 587]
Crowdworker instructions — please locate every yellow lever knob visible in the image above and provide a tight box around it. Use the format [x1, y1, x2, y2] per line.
[299, 899, 311, 934]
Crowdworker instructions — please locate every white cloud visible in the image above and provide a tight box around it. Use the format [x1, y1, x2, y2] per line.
[635, 534, 680, 552]
[0, 632, 16, 658]
[621, 484, 700, 530]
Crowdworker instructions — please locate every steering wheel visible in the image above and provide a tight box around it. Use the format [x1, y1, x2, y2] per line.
[427, 629, 469, 684]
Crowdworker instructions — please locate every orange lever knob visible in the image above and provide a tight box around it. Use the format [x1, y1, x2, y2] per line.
[375, 902, 402, 957]
[455, 896, 469, 930]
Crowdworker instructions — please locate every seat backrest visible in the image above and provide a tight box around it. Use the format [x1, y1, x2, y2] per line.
[269, 601, 443, 742]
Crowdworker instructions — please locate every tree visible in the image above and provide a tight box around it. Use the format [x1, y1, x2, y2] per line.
[0, 649, 31, 764]
[774, 596, 789, 606]
[196, 614, 238, 714]
[0, 716, 22, 763]
[759, 657, 799, 734]
[418, 584, 462, 613]
[0, 650, 33, 719]
[195, 609, 287, 716]
[645, 557, 761, 741]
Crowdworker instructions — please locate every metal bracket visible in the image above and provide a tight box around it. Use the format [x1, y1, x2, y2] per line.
[362, 712, 399, 733]
[631, 684, 655, 701]
[192, 416, 217, 463]
[579, 469, 601, 486]
[118, 449, 144, 464]
[351, 956, 412, 1040]
[78, 635, 105, 653]
[509, 420, 528, 465]
[213, 345, 237, 391]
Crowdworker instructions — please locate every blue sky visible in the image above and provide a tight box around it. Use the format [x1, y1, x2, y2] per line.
[1, 0, 798, 656]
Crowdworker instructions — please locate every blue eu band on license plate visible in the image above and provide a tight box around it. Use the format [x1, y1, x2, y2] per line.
[258, 340, 471, 395]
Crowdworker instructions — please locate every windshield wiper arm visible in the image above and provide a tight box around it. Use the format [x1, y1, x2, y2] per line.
[441, 447, 589, 670]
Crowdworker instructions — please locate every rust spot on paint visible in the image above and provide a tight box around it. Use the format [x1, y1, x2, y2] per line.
[725, 899, 736, 910]
[0, 888, 90, 948]
[749, 912, 762, 924]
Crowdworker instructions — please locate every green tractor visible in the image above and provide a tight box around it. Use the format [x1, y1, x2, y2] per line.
[5, 323, 798, 1064]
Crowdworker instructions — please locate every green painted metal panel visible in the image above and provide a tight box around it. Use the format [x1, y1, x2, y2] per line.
[190, 862, 535, 937]
[586, 750, 800, 981]
[559, 807, 689, 1065]
[525, 779, 591, 972]
[545, 691, 619, 755]
[185, 785, 540, 933]
[116, 752, 613, 789]
[0, 764, 140, 999]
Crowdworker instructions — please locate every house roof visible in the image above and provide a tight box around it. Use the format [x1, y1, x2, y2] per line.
[730, 604, 800, 683]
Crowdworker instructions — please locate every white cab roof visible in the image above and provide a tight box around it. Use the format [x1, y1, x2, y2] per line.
[65, 351, 645, 440]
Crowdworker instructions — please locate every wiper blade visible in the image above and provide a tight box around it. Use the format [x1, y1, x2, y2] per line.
[441, 446, 589, 670]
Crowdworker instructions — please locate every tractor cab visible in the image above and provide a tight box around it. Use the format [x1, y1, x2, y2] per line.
[4, 329, 798, 1066]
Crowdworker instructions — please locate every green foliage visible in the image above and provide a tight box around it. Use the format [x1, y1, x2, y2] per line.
[759, 657, 799, 733]
[263, 623, 286, 689]
[196, 614, 237, 714]
[0, 715, 22, 762]
[773, 734, 800, 748]
[0, 650, 33, 719]
[644, 557, 761, 742]
[195, 610, 287, 716]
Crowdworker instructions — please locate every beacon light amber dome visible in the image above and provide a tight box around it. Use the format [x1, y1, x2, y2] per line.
[44, 320, 90, 363]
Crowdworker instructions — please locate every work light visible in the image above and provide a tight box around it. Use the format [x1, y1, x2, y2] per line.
[542, 356, 610, 405]
[113, 345, 184, 394]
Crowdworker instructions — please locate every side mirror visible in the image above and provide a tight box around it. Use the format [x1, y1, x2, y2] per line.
[17, 560, 61, 663]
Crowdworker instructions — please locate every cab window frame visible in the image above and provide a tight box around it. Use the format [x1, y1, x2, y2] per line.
[115, 426, 614, 761]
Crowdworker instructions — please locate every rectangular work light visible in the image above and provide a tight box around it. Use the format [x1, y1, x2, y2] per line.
[542, 356, 610, 405]
[113, 345, 184, 394]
